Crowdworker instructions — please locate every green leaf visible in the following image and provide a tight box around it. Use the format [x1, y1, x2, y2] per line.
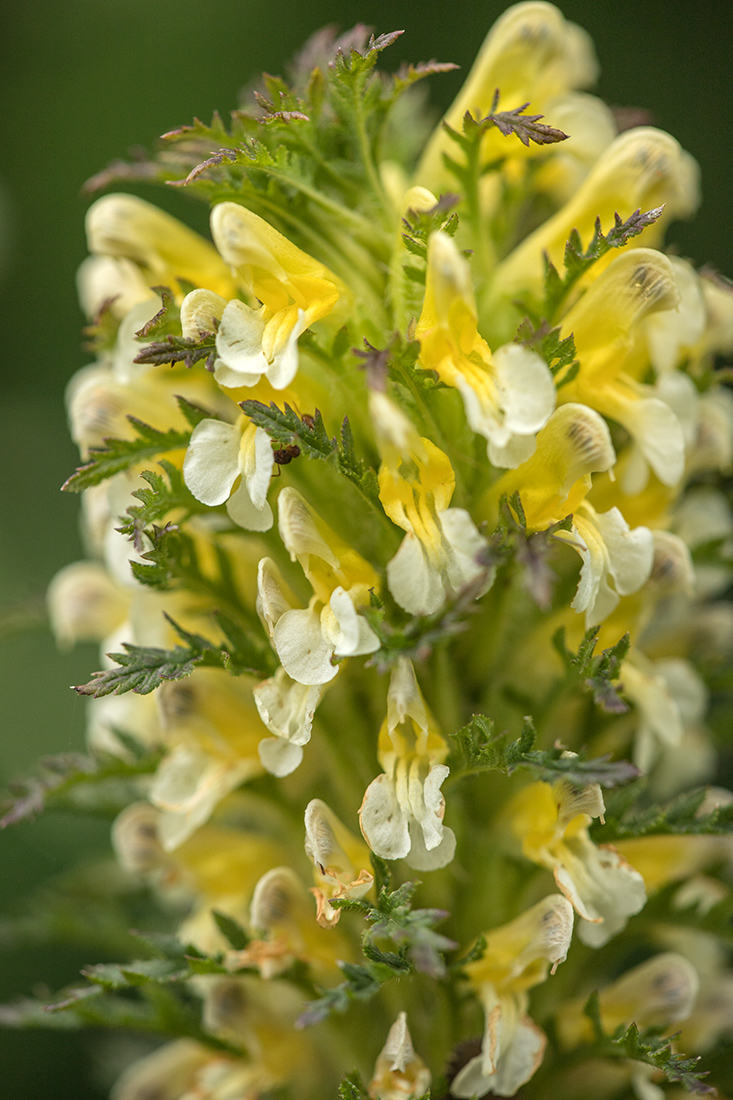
[75, 632, 211, 698]
[0, 746, 162, 827]
[515, 318, 579, 387]
[542, 206, 666, 318]
[240, 400, 381, 509]
[212, 910, 250, 951]
[451, 714, 639, 788]
[298, 881, 456, 1027]
[117, 459, 212, 551]
[338, 1074, 366, 1100]
[62, 416, 192, 493]
[484, 495, 574, 611]
[133, 332, 218, 370]
[366, 569, 492, 672]
[75, 613, 276, 699]
[593, 787, 733, 843]
[580, 991, 715, 1094]
[0, 980, 242, 1055]
[453, 932, 487, 969]
[485, 91, 569, 147]
[552, 626, 631, 714]
[133, 286, 178, 339]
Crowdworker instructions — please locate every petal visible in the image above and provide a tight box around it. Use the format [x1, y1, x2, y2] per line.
[253, 669, 321, 745]
[257, 736, 304, 777]
[151, 746, 253, 850]
[560, 522, 604, 619]
[226, 482, 273, 531]
[359, 774, 411, 861]
[213, 358, 263, 389]
[326, 586, 380, 657]
[273, 607, 338, 685]
[387, 533, 444, 615]
[180, 288, 227, 340]
[487, 429, 539, 469]
[265, 309, 305, 389]
[406, 821, 457, 871]
[183, 418, 241, 506]
[214, 299, 268, 387]
[491, 1017, 547, 1098]
[440, 508, 492, 594]
[413, 761, 449, 852]
[645, 257, 706, 373]
[617, 396, 685, 487]
[256, 557, 295, 635]
[492, 343, 556, 436]
[594, 507, 654, 596]
[244, 426, 276, 510]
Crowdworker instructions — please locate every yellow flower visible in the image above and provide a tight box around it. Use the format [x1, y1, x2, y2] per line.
[372, 392, 490, 614]
[452, 894, 574, 1098]
[360, 658, 455, 870]
[86, 193, 236, 298]
[369, 1013, 431, 1100]
[149, 669, 268, 849]
[508, 779, 646, 945]
[416, 231, 555, 467]
[231, 866, 351, 980]
[558, 248, 686, 492]
[494, 127, 699, 306]
[304, 799, 375, 927]
[557, 952, 699, 1047]
[417, 2, 598, 189]
[256, 489, 380, 686]
[209, 202, 341, 389]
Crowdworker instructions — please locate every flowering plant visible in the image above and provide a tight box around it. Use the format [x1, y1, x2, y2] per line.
[3, 4, 733, 1098]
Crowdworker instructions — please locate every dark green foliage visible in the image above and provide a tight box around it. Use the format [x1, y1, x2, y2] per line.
[212, 911, 250, 951]
[62, 418, 193, 493]
[543, 206, 666, 318]
[451, 713, 639, 788]
[582, 991, 715, 1094]
[515, 317, 579, 388]
[593, 786, 733, 842]
[133, 332, 218, 371]
[297, 882, 456, 1027]
[240, 400, 381, 508]
[486, 493, 574, 610]
[366, 571, 491, 672]
[0, 740, 162, 827]
[399, 193, 461, 285]
[552, 625, 631, 713]
[74, 613, 276, 698]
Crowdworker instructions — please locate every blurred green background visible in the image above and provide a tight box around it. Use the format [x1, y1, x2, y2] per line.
[1, 0, 731, 1095]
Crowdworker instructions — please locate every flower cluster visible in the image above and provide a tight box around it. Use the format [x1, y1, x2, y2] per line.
[5, 6, 733, 1100]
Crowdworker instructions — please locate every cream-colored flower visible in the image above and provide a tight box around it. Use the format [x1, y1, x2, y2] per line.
[557, 501, 654, 627]
[304, 799, 374, 927]
[209, 202, 341, 389]
[416, 231, 555, 467]
[252, 668, 323, 777]
[508, 779, 646, 945]
[369, 1013, 431, 1100]
[256, 491, 380, 686]
[183, 416, 274, 531]
[360, 658, 456, 870]
[451, 895, 574, 1099]
[372, 392, 490, 615]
